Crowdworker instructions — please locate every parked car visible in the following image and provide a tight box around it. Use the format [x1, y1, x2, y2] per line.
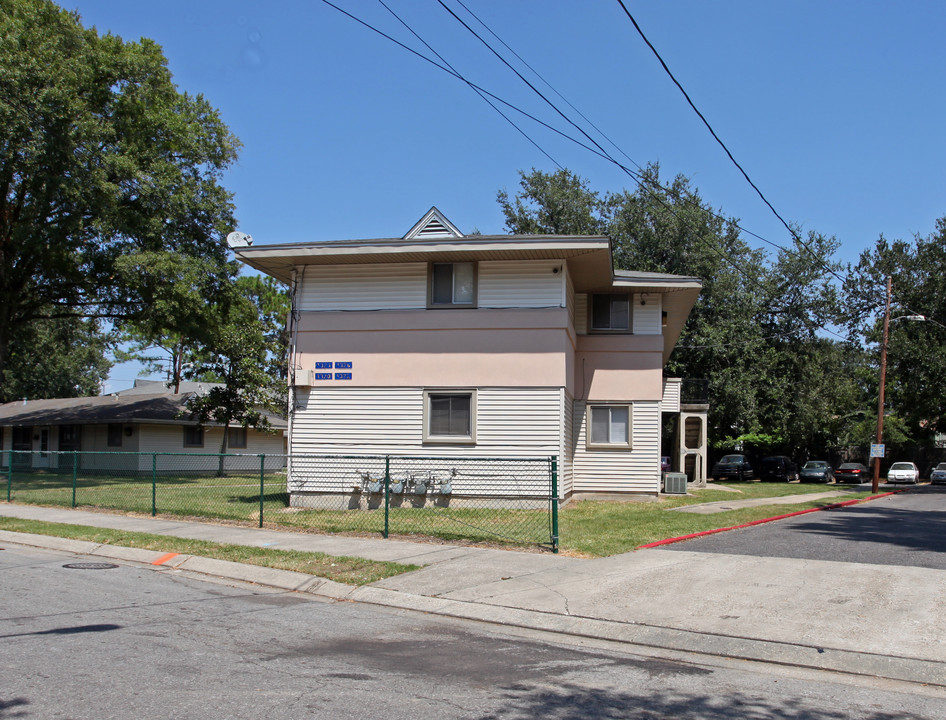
[711, 454, 754, 482]
[758, 455, 799, 482]
[834, 462, 870, 484]
[887, 461, 920, 484]
[661, 456, 671, 473]
[800, 460, 834, 483]
[931, 463, 946, 485]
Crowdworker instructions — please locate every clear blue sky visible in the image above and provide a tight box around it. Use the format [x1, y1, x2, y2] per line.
[70, 1, 946, 390]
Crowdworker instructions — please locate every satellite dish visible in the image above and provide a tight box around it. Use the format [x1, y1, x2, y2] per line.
[226, 231, 253, 248]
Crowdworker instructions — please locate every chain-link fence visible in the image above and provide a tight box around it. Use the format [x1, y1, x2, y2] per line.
[2, 451, 559, 552]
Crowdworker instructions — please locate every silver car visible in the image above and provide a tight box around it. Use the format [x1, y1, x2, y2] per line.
[931, 463, 946, 485]
[887, 461, 920, 484]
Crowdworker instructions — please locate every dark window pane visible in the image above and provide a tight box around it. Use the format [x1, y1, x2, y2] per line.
[592, 294, 612, 329]
[429, 394, 472, 436]
[107, 424, 122, 447]
[431, 264, 454, 304]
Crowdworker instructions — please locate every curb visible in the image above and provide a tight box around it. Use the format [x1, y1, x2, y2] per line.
[3, 527, 945, 688]
[638, 488, 912, 549]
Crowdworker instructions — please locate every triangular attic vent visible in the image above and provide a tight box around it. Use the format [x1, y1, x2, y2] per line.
[404, 207, 463, 240]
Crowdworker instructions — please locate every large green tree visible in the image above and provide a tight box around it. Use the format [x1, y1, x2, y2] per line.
[845, 219, 946, 443]
[0, 0, 240, 401]
[498, 166, 854, 455]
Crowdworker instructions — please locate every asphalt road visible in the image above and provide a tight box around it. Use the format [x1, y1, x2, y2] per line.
[3, 544, 945, 719]
[667, 485, 946, 569]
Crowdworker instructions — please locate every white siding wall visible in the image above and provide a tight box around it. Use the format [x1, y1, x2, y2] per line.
[298, 263, 427, 311]
[633, 293, 663, 334]
[562, 390, 575, 497]
[289, 387, 560, 497]
[660, 378, 682, 413]
[575, 293, 588, 334]
[478, 260, 564, 308]
[572, 400, 661, 493]
[297, 260, 566, 312]
[291, 386, 561, 457]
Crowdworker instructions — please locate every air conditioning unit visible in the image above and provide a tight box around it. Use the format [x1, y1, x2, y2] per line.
[663, 473, 688, 495]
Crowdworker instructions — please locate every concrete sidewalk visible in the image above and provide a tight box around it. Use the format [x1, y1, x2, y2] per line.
[2, 501, 945, 687]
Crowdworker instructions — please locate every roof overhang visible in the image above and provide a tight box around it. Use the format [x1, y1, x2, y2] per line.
[236, 235, 614, 287]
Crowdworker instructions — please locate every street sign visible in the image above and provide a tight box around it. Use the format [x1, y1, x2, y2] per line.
[870, 443, 885, 458]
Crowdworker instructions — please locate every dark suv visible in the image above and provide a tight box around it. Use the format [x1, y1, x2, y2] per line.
[711, 454, 754, 482]
[758, 455, 799, 482]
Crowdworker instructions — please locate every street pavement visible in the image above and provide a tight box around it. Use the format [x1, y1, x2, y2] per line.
[2, 489, 945, 688]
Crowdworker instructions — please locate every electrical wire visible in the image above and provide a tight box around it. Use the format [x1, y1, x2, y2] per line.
[614, 0, 848, 287]
[376, 0, 562, 169]
[319, 0, 850, 346]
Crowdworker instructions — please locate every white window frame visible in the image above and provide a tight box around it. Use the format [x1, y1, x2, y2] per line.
[589, 293, 632, 332]
[428, 262, 477, 308]
[586, 403, 633, 450]
[423, 389, 477, 445]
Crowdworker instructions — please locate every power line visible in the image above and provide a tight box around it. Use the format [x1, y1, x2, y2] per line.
[614, 0, 848, 288]
[376, 0, 563, 169]
[319, 0, 849, 344]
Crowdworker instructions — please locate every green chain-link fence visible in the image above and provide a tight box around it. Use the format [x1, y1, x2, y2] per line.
[2, 450, 558, 551]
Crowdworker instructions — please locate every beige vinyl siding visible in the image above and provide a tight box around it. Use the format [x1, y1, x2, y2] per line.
[289, 387, 561, 496]
[135, 424, 286, 471]
[297, 260, 567, 313]
[566, 269, 576, 332]
[298, 263, 427, 311]
[661, 378, 682, 413]
[478, 260, 564, 308]
[561, 390, 575, 497]
[633, 293, 663, 334]
[575, 293, 588, 334]
[292, 387, 561, 455]
[572, 400, 661, 493]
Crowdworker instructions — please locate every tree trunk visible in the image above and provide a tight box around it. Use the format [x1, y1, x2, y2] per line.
[217, 422, 229, 477]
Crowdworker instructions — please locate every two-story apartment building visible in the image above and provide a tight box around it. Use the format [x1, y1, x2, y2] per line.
[237, 208, 701, 502]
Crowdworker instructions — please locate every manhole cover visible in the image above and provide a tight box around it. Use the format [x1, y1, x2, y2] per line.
[63, 562, 120, 570]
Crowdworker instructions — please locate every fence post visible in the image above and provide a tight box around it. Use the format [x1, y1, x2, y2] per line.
[151, 453, 157, 517]
[550, 455, 559, 554]
[72, 451, 78, 508]
[7, 448, 13, 502]
[259, 454, 265, 529]
[383, 456, 390, 539]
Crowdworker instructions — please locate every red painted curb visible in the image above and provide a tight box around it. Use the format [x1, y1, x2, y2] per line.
[637, 488, 910, 549]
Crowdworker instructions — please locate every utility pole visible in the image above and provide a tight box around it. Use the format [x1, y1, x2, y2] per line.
[872, 276, 892, 494]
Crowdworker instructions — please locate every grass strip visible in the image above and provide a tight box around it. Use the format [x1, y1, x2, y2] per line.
[560, 486, 873, 557]
[0, 517, 419, 585]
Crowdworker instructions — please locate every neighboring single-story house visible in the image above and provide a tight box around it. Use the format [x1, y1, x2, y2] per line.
[0, 380, 287, 472]
[236, 207, 703, 502]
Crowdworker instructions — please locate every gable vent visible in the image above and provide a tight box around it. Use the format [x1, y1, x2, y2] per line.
[404, 206, 463, 240]
[415, 218, 451, 237]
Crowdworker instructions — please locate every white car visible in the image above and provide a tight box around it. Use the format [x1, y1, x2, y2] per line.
[887, 461, 920, 484]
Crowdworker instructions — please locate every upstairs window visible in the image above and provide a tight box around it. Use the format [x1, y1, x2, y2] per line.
[424, 390, 476, 444]
[587, 404, 632, 449]
[591, 293, 630, 332]
[429, 262, 475, 308]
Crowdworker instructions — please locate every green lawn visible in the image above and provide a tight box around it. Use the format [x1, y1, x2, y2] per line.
[560, 483, 872, 556]
[3, 470, 870, 556]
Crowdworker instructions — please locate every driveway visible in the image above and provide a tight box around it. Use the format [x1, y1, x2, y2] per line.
[664, 485, 946, 570]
